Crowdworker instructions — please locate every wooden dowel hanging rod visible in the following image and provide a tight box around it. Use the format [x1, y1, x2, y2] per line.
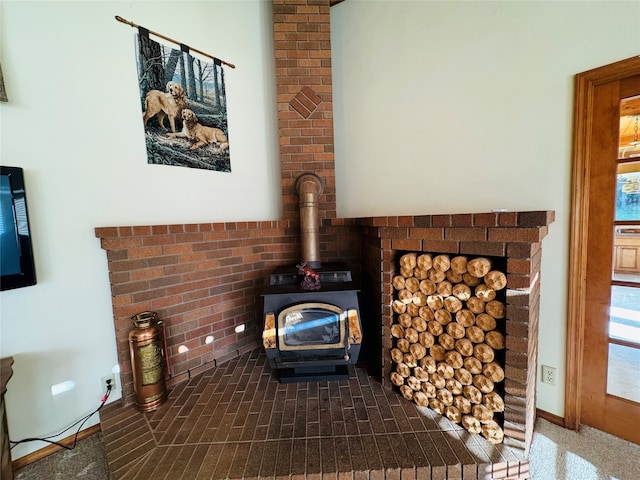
[115, 15, 235, 69]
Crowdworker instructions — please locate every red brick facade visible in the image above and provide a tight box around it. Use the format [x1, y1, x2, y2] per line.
[357, 211, 554, 454]
[273, 0, 336, 222]
[95, 219, 361, 405]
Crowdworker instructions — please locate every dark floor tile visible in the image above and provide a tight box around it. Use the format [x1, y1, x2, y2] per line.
[320, 436, 337, 473]
[137, 445, 179, 480]
[306, 437, 322, 474]
[357, 418, 373, 435]
[319, 386, 331, 409]
[242, 441, 266, 478]
[414, 431, 446, 468]
[153, 405, 182, 434]
[212, 442, 237, 479]
[389, 404, 413, 432]
[361, 434, 384, 471]
[294, 411, 307, 437]
[384, 417, 400, 433]
[343, 407, 359, 435]
[228, 426, 244, 442]
[253, 424, 268, 440]
[388, 433, 417, 469]
[258, 439, 279, 478]
[441, 429, 481, 469]
[367, 406, 386, 434]
[181, 444, 212, 480]
[290, 438, 308, 475]
[375, 434, 400, 470]
[163, 445, 197, 480]
[97, 350, 527, 480]
[401, 432, 428, 466]
[239, 411, 259, 441]
[128, 446, 170, 480]
[334, 436, 353, 473]
[307, 421, 320, 437]
[281, 423, 294, 438]
[158, 415, 186, 444]
[333, 420, 347, 436]
[346, 435, 368, 472]
[275, 439, 294, 476]
[308, 396, 320, 422]
[353, 397, 368, 421]
[118, 456, 147, 480]
[361, 385, 377, 407]
[194, 444, 224, 480]
[429, 431, 463, 466]
[268, 409, 284, 438]
[185, 414, 212, 444]
[340, 385, 354, 407]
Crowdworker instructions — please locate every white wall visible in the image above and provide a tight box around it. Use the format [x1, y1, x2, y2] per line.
[331, 0, 640, 417]
[0, 0, 280, 460]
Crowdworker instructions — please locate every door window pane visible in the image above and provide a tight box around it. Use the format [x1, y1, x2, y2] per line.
[612, 224, 640, 283]
[607, 343, 640, 403]
[615, 161, 640, 221]
[609, 285, 640, 344]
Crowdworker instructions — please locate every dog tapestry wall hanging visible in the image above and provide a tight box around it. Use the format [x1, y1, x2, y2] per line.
[130, 22, 234, 172]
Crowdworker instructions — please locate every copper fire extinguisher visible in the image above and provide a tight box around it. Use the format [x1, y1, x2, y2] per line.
[129, 311, 168, 412]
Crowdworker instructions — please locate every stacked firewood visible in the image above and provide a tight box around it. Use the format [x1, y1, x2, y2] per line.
[390, 252, 507, 444]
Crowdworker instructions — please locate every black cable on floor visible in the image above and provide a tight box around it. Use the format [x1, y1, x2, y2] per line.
[9, 381, 112, 451]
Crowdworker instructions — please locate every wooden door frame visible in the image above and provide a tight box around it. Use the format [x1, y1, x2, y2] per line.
[566, 55, 640, 430]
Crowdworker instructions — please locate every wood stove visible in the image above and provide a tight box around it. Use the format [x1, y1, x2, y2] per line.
[261, 173, 362, 382]
[261, 263, 362, 382]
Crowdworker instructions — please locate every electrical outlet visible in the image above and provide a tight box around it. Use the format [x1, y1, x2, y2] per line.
[541, 365, 556, 385]
[101, 374, 116, 395]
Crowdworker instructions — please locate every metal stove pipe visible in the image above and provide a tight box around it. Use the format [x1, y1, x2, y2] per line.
[295, 173, 324, 269]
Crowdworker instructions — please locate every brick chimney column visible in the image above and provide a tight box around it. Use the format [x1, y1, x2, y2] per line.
[273, 0, 336, 223]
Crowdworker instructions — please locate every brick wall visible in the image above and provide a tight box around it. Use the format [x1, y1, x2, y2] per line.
[95, 219, 361, 406]
[357, 211, 554, 454]
[96, 221, 291, 405]
[273, 0, 336, 222]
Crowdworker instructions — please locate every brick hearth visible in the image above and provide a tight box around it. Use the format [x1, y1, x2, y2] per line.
[100, 349, 529, 480]
[95, 210, 553, 458]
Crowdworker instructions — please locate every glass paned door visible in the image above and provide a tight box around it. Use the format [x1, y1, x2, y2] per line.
[575, 60, 640, 445]
[607, 103, 640, 403]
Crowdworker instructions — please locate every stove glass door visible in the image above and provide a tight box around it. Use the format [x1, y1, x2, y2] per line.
[278, 303, 345, 350]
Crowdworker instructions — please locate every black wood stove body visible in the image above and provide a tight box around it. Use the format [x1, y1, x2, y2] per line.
[261, 263, 363, 382]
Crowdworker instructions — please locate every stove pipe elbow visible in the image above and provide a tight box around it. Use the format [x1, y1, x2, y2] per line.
[295, 173, 324, 269]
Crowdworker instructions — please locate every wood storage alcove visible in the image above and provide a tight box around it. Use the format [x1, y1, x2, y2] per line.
[390, 251, 508, 444]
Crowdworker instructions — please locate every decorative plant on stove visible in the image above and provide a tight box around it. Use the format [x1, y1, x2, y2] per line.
[297, 262, 321, 290]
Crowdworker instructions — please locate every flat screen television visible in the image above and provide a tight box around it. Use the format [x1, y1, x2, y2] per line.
[0, 166, 36, 291]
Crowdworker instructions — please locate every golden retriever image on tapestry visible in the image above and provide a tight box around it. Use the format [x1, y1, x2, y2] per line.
[167, 109, 229, 151]
[134, 32, 231, 171]
[142, 81, 187, 133]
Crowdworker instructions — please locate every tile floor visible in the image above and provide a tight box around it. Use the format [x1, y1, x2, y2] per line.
[100, 349, 527, 480]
